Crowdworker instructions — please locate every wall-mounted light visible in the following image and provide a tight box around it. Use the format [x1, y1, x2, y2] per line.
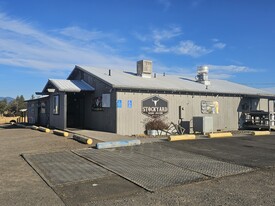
[47, 88, 55, 93]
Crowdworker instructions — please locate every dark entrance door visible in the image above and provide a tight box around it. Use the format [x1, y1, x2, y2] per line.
[67, 93, 85, 128]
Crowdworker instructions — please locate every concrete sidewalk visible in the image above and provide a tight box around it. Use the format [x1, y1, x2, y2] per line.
[66, 128, 168, 144]
[66, 128, 236, 144]
[66, 128, 134, 141]
[65, 128, 267, 145]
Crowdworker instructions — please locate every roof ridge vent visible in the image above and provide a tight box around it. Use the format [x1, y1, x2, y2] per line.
[196, 66, 210, 86]
[137, 60, 152, 78]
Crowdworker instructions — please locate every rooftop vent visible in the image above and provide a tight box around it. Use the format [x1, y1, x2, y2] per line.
[137, 60, 152, 78]
[196, 66, 210, 86]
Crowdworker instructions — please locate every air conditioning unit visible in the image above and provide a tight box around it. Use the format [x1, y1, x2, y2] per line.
[193, 116, 213, 134]
[137, 60, 152, 78]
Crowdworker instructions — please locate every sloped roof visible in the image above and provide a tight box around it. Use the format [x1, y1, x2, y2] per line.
[43, 79, 95, 93]
[74, 65, 274, 97]
[25, 95, 49, 102]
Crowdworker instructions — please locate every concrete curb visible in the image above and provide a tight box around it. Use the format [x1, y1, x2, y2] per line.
[252, 131, 271, 136]
[208, 132, 233, 138]
[30, 125, 39, 130]
[53, 129, 69, 137]
[169, 135, 196, 141]
[38, 126, 51, 133]
[96, 139, 141, 149]
[73, 134, 93, 145]
[15, 123, 26, 128]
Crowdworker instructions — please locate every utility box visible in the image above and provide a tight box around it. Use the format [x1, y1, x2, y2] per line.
[193, 116, 213, 134]
[179, 121, 190, 134]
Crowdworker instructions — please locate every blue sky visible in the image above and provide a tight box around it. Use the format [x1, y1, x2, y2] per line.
[0, 0, 275, 98]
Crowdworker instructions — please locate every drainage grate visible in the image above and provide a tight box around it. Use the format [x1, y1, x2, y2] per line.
[22, 150, 111, 187]
[73, 148, 206, 192]
[119, 144, 253, 178]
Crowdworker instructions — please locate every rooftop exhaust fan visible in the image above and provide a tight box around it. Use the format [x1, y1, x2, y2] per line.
[196, 66, 211, 86]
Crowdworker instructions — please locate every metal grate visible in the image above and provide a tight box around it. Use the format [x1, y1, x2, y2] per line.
[119, 144, 253, 178]
[22, 151, 111, 187]
[73, 148, 206, 192]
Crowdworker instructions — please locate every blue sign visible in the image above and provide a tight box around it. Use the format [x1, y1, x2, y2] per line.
[128, 100, 132, 108]
[117, 100, 122, 108]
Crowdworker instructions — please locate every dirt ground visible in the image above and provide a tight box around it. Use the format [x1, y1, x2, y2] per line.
[0, 124, 275, 206]
[0, 125, 90, 206]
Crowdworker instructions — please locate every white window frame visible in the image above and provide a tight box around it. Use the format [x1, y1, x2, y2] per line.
[53, 95, 60, 115]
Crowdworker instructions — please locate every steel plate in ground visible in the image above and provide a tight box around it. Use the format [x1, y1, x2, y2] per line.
[73, 148, 205, 192]
[163, 138, 275, 168]
[22, 151, 111, 187]
[120, 144, 253, 178]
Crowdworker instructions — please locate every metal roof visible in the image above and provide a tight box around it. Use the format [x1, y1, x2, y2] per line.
[43, 79, 95, 93]
[25, 95, 49, 102]
[75, 65, 274, 97]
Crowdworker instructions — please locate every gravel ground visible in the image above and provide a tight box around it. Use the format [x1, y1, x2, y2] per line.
[1, 124, 275, 206]
[0, 125, 91, 206]
[87, 168, 275, 206]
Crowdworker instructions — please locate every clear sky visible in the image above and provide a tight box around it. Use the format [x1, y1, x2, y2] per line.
[0, 0, 274, 99]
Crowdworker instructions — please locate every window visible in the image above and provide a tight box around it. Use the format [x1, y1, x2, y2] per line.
[53, 95, 59, 115]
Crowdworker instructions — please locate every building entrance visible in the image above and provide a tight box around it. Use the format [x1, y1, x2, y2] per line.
[67, 93, 85, 128]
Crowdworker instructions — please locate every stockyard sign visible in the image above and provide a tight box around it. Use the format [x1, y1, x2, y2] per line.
[142, 96, 168, 118]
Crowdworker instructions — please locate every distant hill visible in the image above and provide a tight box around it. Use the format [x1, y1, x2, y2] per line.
[0, 97, 14, 103]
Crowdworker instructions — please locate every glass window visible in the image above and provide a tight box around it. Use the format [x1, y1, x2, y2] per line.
[53, 95, 59, 115]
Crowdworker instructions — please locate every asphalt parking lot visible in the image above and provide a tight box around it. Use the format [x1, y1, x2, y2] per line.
[1, 125, 275, 206]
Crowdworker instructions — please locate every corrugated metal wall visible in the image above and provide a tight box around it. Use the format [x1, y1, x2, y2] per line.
[116, 91, 257, 135]
[38, 99, 50, 126]
[48, 67, 271, 134]
[27, 98, 50, 126]
[49, 92, 67, 129]
[82, 71, 117, 132]
[83, 92, 116, 132]
[27, 101, 37, 124]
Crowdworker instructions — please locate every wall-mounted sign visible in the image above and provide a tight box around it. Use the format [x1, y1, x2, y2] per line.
[142, 96, 168, 118]
[92, 96, 103, 111]
[117, 100, 122, 108]
[201, 101, 219, 114]
[127, 100, 132, 108]
[102, 94, 110, 108]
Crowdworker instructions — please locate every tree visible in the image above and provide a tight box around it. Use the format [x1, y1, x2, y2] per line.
[0, 99, 8, 116]
[6, 95, 27, 116]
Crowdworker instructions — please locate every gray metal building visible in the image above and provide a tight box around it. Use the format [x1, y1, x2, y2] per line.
[27, 60, 275, 135]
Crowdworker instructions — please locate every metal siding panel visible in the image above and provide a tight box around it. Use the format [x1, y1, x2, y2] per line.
[49, 92, 66, 129]
[27, 101, 37, 124]
[38, 99, 49, 126]
[259, 98, 268, 111]
[116, 92, 242, 135]
[83, 76, 116, 133]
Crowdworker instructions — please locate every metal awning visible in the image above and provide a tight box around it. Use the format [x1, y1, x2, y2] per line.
[41, 79, 95, 93]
